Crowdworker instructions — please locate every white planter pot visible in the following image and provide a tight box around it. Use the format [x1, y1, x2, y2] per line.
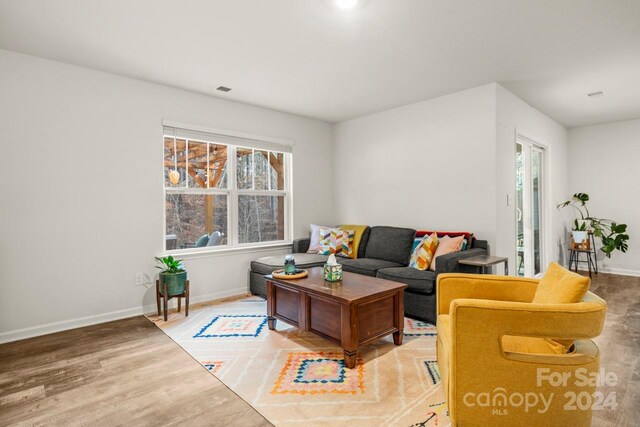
[572, 230, 588, 243]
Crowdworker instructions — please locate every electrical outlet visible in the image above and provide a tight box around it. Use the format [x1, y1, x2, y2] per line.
[135, 272, 145, 286]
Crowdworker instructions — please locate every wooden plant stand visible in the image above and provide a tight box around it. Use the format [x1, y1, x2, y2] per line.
[156, 279, 190, 321]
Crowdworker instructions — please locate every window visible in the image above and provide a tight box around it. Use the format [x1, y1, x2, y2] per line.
[163, 125, 291, 252]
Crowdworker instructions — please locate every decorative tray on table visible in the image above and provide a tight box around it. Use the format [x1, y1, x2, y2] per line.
[271, 269, 309, 280]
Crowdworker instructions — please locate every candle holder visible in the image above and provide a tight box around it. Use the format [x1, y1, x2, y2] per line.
[323, 263, 343, 282]
[284, 255, 296, 275]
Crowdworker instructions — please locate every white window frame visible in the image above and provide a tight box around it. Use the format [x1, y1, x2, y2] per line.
[162, 123, 293, 256]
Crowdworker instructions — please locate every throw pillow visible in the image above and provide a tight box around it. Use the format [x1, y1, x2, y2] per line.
[504, 262, 590, 355]
[307, 224, 332, 253]
[409, 232, 438, 271]
[195, 234, 210, 247]
[429, 235, 465, 271]
[338, 224, 367, 258]
[533, 262, 590, 304]
[319, 228, 355, 258]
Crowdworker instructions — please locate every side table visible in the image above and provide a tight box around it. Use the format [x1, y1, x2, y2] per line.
[458, 255, 509, 275]
[156, 279, 190, 321]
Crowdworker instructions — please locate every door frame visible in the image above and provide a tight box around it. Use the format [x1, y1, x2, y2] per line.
[515, 132, 550, 277]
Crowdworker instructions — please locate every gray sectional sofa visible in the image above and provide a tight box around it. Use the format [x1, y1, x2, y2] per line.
[249, 226, 488, 324]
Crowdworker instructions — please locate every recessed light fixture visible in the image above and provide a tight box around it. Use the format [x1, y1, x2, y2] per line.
[335, 0, 358, 9]
[216, 86, 232, 93]
[587, 90, 605, 98]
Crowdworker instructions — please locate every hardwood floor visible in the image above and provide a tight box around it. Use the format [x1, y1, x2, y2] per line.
[0, 316, 272, 427]
[590, 273, 640, 427]
[0, 272, 637, 426]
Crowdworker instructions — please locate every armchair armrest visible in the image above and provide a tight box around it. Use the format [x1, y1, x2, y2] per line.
[292, 237, 310, 253]
[435, 248, 487, 275]
[437, 274, 539, 315]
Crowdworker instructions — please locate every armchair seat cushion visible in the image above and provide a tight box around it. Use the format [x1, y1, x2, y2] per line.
[339, 258, 403, 277]
[377, 267, 437, 294]
[250, 253, 328, 275]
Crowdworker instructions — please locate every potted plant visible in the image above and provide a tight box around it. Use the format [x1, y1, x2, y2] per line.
[155, 255, 187, 295]
[557, 193, 630, 258]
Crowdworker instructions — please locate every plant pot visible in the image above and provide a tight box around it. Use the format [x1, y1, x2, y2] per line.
[572, 230, 588, 244]
[159, 271, 187, 296]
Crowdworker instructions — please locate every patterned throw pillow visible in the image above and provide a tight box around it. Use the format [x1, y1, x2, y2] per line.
[319, 228, 355, 258]
[409, 232, 439, 270]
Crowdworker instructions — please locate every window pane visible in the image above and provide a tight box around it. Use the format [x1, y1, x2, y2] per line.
[208, 143, 228, 189]
[238, 195, 285, 243]
[236, 148, 253, 190]
[165, 193, 228, 250]
[254, 150, 270, 190]
[187, 141, 208, 188]
[164, 138, 187, 188]
[269, 152, 285, 191]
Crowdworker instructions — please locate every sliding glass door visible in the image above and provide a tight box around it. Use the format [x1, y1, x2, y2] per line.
[516, 138, 546, 277]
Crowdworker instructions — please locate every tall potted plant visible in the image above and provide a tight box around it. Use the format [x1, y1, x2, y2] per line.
[557, 193, 630, 258]
[155, 255, 187, 295]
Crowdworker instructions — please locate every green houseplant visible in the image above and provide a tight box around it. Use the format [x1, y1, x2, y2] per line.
[557, 193, 629, 258]
[155, 255, 187, 296]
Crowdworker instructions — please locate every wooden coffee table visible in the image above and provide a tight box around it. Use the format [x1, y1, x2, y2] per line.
[266, 267, 407, 368]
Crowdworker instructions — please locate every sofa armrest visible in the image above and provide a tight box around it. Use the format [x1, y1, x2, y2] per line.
[437, 274, 539, 315]
[292, 238, 311, 253]
[434, 247, 487, 275]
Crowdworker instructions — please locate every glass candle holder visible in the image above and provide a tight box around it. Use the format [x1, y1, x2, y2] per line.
[284, 255, 296, 275]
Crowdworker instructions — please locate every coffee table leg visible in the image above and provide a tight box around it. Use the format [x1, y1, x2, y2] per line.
[394, 290, 404, 346]
[393, 330, 403, 345]
[268, 317, 277, 330]
[343, 349, 357, 369]
[266, 279, 277, 330]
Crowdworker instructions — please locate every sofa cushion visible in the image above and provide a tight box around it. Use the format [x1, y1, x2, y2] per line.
[339, 258, 404, 277]
[377, 267, 437, 294]
[364, 226, 416, 265]
[251, 253, 328, 275]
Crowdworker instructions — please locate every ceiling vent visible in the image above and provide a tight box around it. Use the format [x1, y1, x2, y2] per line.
[587, 91, 605, 98]
[216, 86, 232, 93]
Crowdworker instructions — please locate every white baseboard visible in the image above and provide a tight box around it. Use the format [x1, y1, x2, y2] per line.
[574, 266, 640, 277]
[0, 287, 248, 345]
[597, 267, 640, 277]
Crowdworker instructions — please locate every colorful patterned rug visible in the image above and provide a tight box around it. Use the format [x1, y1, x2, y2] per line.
[148, 296, 449, 427]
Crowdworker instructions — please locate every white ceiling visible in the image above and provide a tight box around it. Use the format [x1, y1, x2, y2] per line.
[1, 0, 640, 127]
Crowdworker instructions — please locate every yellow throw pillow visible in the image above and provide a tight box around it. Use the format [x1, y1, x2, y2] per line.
[533, 262, 590, 304]
[505, 262, 590, 355]
[338, 224, 368, 259]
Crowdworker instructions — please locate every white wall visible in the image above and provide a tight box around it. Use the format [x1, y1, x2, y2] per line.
[568, 119, 640, 275]
[333, 84, 498, 248]
[0, 49, 334, 342]
[495, 84, 569, 273]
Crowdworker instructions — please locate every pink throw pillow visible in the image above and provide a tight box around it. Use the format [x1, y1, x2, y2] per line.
[429, 235, 465, 271]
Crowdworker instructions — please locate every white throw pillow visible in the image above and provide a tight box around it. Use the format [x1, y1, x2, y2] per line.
[307, 224, 332, 253]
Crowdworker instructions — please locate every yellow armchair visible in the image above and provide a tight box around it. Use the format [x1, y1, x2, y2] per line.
[436, 273, 607, 426]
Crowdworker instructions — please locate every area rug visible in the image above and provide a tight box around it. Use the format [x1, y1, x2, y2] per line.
[148, 296, 449, 427]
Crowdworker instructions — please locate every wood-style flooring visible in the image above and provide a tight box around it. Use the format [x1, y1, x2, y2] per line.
[0, 316, 271, 426]
[0, 272, 637, 426]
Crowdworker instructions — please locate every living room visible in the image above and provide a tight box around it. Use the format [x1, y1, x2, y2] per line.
[0, 1, 638, 426]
